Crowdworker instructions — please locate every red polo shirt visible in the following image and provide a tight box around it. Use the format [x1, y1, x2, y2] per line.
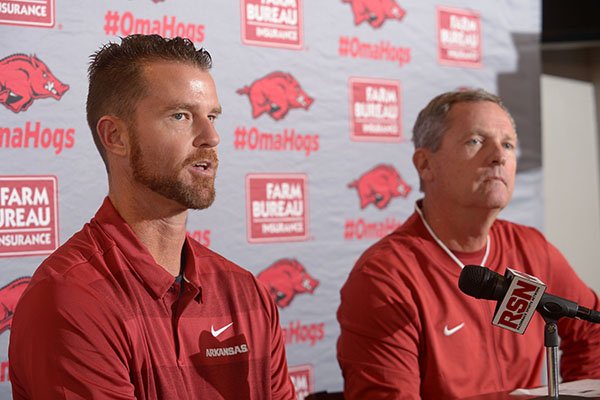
[337, 210, 600, 399]
[9, 198, 295, 399]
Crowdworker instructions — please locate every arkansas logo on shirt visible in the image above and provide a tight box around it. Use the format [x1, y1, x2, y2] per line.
[198, 331, 250, 399]
[257, 258, 318, 308]
[342, 0, 406, 28]
[237, 72, 313, 121]
[0, 54, 69, 113]
[0, 277, 31, 335]
[349, 164, 411, 209]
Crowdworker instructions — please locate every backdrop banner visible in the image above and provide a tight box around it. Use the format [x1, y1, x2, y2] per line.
[0, 0, 541, 397]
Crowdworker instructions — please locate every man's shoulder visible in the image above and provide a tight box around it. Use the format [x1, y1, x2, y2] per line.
[359, 216, 425, 260]
[21, 215, 135, 317]
[349, 224, 427, 284]
[32, 221, 108, 282]
[185, 239, 276, 315]
[186, 238, 264, 297]
[187, 237, 254, 277]
[15, 244, 120, 326]
[492, 219, 546, 243]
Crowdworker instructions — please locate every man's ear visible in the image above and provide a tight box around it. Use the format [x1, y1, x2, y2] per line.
[96, 116, 129, 158]
[413, 148, 434, 183]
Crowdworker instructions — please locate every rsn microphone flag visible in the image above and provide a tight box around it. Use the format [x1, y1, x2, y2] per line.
[491, 269, 546, 334]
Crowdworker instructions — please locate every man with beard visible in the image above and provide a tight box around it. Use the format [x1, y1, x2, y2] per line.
[9, 34, 295, 400]
[336, 89, 600, 399]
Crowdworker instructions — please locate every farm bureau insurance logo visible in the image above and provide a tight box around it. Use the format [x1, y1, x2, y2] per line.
[241, 0, 303, 50]
[0, 176, 59, 258]
[289, 364, 314, 400]
[0, 54, 69, 113]
[246, 174, 309, 243]
[237, 71, 313, 121]
[0, 0, 54, 27]
[257, 258, 318, 308]
[437, 6, 482, 67]
[349, 77, 402, 142]
[342, 0, 405, 28]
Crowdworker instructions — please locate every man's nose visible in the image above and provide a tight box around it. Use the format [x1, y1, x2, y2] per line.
[488, 140, 506, 165]
[192, 118, 220, 148]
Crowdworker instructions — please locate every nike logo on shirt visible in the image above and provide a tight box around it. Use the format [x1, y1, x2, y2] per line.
[443, 323, 465, 336]
[211, 322, 234, 338]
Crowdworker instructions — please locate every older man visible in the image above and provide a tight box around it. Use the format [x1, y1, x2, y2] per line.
[337, 89, 600, 399]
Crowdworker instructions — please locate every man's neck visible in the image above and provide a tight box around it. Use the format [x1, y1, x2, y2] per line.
[420, 197, 499, 253]
[108, 188, 188, 277]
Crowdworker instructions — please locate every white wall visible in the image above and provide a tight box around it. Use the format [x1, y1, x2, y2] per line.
[541, 74, 600, 292]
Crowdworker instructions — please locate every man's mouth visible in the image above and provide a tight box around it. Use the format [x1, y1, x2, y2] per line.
[485, 176, 506, 185]
[193, 161, 210, 171]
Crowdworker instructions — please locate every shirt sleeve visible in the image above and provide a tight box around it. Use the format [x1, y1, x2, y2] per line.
[336, 258, 422, 400]
[545, 243, 600, 381]
[9, 275, 136, 399]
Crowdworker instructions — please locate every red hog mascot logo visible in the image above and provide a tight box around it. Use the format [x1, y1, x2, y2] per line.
[0, 54, 69, 113]
[237, 72, 314, 121]
[349, 164, 411, 209]
[257, 258, 319, 308]
[0, 277, 31, 334]
[342, 0, 406, 28]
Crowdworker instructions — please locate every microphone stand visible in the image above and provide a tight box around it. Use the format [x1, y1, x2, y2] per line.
[535, 297, 593, 399]
[543, 318, 560, 399]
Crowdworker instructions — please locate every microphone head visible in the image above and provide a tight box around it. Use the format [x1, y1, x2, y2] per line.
[459, 265, 504, 301]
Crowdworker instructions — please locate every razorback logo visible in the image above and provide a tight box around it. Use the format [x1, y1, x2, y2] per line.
[0, 54, 69, 113]
[237, 72, 313, 121]
[342, 0, 406, 28]
[0, 277, 31, 335]
[349, 164, 411, 209]
[257, 258, 319, 308]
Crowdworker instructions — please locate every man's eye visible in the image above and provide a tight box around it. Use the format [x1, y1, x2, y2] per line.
[172, 113, 185, 120]
[503, 142, 515, 150]
[468, 138, 481, 145]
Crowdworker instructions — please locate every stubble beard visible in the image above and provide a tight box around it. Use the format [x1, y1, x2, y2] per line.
[129, 131, 217, 210]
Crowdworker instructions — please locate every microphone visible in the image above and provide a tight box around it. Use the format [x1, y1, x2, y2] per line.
[459, 265, 600, 334]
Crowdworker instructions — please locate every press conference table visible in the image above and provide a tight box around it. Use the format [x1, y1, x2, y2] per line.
[462, 392, 599, 399]
[461, 379, 600, 399]
[308, 381, 600, 400]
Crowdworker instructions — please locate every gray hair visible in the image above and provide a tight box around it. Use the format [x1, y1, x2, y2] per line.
[412, 88, 516, 152]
